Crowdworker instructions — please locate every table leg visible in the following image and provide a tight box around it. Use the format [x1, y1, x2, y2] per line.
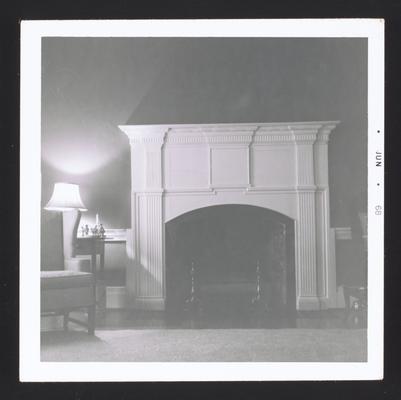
[99, 250, 104, 281]
[63, 311, 69, 331]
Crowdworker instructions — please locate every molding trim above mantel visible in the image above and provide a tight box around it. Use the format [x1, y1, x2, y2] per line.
[119, 121, 339, 146]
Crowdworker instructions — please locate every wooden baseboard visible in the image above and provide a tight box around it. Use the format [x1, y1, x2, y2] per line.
[128, 297, 165, 311]
[106, 286, 126, 309]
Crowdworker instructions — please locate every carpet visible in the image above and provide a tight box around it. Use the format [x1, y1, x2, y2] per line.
[41, 328, 367, 362]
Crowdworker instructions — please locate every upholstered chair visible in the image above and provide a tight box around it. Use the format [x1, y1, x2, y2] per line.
[41, 257, 96, 335]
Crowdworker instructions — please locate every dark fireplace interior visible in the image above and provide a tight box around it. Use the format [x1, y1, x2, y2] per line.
[165, 204, 296, 327]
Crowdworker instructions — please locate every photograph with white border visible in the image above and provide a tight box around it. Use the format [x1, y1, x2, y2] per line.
[20, 19, 384, 381]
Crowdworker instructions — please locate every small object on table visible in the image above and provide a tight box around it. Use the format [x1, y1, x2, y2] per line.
[99, 224, 105, 238]
[87, 223, 106, 238]
[91, 225, 99, 236]
[85, 224, 89, 236]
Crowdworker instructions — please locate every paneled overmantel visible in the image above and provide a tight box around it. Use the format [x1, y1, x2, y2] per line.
[119, 121, 339, 311]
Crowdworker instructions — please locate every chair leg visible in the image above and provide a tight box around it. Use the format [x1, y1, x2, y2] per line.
[63, 312, 69, 331]
[87, 305, 95, 335]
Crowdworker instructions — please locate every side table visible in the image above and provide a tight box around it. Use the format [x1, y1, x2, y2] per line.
[343, 285, 367, 327]
[75, 235, 126, 311]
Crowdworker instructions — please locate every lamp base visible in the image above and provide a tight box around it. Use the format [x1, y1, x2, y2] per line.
[62, 209, 82, 263]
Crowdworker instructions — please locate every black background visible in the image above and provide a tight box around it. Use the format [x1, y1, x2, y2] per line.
[2, 0, 400, 398]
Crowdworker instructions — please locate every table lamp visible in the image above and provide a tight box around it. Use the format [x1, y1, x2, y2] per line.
[45, 182, 87, 263]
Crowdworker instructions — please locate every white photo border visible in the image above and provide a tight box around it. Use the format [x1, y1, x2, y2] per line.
[20, 19, 384, 382]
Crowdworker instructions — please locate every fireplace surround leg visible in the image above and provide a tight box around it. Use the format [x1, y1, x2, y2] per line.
[133, 193, 165, 310]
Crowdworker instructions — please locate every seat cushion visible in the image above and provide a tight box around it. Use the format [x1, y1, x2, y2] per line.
[64, 256, 91, 273]
[41, 270, 94, 290]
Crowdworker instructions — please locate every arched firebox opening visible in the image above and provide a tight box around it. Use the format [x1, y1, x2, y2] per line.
[165, 204, 296, 326]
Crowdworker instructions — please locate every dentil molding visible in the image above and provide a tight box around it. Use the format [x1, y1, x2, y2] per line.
[119, 121, 339, 146]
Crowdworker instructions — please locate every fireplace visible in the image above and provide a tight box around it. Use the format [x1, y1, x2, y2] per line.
[119, 121, 339, 311]
[165, 204, 296, 317]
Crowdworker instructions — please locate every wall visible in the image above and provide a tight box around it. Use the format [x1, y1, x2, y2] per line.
[41, 37, 367, 286]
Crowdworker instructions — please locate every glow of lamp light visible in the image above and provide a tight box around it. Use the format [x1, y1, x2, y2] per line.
[42, 127, 128, 176]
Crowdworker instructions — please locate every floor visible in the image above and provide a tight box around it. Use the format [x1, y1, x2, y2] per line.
[41, 327, 367, 362]
[94, 307, 366, 330]
[41, 307, 367, 362]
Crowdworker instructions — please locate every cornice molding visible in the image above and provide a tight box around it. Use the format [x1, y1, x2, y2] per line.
[120, 125, 168, 145]
[119, 121, 340, 146]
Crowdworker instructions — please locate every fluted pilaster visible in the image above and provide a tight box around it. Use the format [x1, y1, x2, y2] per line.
[135, 193, 164, 308]
[296, 192, 317, 299]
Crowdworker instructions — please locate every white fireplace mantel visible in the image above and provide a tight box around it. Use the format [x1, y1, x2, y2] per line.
[119, 121, 339, 311]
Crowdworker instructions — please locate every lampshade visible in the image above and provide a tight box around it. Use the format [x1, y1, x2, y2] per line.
[44, 182, 87, 211]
